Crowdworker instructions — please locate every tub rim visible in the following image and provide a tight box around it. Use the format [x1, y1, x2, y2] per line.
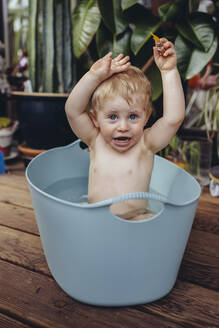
[25, 140, 202, 211]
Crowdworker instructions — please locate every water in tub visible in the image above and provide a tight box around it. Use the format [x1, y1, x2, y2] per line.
[44, 177, 163, 220]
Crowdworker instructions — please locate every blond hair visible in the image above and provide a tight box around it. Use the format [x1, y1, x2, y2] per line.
[91, 65, 152, 116]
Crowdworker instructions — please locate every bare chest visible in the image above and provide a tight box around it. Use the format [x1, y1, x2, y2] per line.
[88, 140, 154, 202]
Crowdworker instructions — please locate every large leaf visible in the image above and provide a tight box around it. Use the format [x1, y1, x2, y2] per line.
[28, 0, 37, 91]
[189, 0, 200, 13]
[36, 0, 43, 92]
[72, 0, 101, 58]
[175, 34, 218, 80]
[54, 0, 64, 92]
[175, 35, 191, 79]
[146, 63, 162, 101]
[130, 7, 161, 55]
[113, 29, 131, 56]
[97, 0, 128, 35]
[158, 0, 187, 22]
[63, 0, 75, 92]
[186, 37, 218, 79]
[176, 13, 216, 52]
[121, 0, 138, 11]
[42, 0, 54, 92]
[96, 23, 131, 57]
[96, 22, 113, 57]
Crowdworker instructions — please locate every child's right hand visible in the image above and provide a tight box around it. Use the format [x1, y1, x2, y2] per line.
[153, 38, 177, 72]
[89, 52, 130, 83]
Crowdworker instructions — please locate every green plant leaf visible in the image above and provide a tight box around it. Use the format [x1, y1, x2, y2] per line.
[113, 28, 131, 56]
[36, 0, 43, 92]
[158, 3, 178, 22]
[146, 63, 162, 101]
[175, 35, 192, 79]
[176, 13, 216, 52]
[72, 0, 101, 58]
[63, 0, 76, 92]
[130, 7, 161, 55]
[96, 23, 113, 57]
[54, 0, 64, 93]
[175, 34, 218, 80]
[189, 0, 200, 13]
[97, 0, 128, 35]
[158, 0, 187, 22]
[96, 23, 131, 57]
[121, 0, 138, 11]
[42, 0, 54, 92]
[186, 36, 218, 79]
[28, 0, 37, 91]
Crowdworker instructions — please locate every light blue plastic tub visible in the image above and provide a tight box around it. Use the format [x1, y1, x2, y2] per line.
[26, 140, 201, 306]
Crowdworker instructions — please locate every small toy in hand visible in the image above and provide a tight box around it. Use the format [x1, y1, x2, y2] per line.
[151, 33, 165, 56]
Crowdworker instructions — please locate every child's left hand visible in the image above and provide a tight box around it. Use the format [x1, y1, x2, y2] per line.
[90, 52, 130, 83]
[153, 38, 177, 71]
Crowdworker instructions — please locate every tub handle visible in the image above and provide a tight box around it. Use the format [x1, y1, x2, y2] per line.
[79, 192, 179, 208]
[106, 192, 169, 205]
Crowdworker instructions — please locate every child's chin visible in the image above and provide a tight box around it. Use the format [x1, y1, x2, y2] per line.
[111, 139, 133, 151]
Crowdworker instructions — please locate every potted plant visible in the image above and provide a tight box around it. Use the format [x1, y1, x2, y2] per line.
[6, 0, 219, 150]
[72, 0, 218, 102]
[161, 135, 201, 174]
[7, 0, 78, 150]
[181, 61, 219, 166]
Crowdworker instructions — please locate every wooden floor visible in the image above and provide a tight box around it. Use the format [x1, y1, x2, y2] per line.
[0, 158, 219, 328]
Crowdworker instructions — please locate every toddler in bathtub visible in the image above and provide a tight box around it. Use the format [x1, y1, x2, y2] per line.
[65, 38, 185, 220]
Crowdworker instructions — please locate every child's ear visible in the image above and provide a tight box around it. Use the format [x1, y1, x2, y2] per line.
[89, 108, 99, 128]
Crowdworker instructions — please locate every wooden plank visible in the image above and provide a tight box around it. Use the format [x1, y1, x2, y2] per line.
[0, 202, 38, 235]
[186, 230, 219, 261]
[0, 218, 218, 292]
[0, 226, 49, 276]
[140, 280, 219, 328]
[0, 261, 184, 328]
[199, 188, 219, 206]
[179, 230, 219, 290]
[1, 175, 218, 234]
[179, 259, 219, 291]
[0, 312, 32, 328]
[0, 166, 218, 327]
[0, 184, 32, 209]
[192, 187, 219, 235]
[5, 161, 26, 175]
[193, 202, 219, 235]
[0, 174, 29, 191]
[0, 197, 218, 290]
[1, 177, 218, 229]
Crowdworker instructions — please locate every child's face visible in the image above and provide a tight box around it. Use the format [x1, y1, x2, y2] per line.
[91, 95, 148, 152]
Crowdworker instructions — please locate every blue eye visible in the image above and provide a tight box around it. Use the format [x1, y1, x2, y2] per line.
[109, 114, 118, 120]
[129, 114, 137, 120]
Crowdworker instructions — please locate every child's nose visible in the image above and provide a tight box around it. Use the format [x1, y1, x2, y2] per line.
[118, 119, 129, 131]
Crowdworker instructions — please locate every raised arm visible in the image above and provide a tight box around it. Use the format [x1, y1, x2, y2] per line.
[65, 52, 130, 146]
[145, 38, 185, 153]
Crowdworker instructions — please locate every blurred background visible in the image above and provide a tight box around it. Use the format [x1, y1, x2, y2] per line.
[0, 0, 218, 186]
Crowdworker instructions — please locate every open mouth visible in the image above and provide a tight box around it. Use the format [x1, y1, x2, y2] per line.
[114, 137, 131, 141]
[113, 137, 131, 146]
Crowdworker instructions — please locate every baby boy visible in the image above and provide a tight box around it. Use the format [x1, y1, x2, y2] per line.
[65, 38, 185, 220]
